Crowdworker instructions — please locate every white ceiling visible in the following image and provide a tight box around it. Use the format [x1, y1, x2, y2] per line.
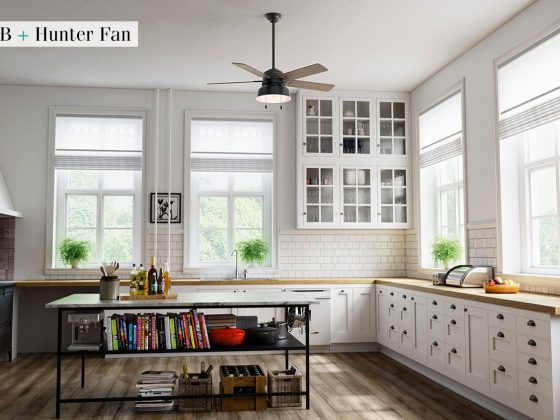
[0, 0, 534, 92]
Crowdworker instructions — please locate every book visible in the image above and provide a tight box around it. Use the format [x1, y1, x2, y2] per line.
[164, 315, 171, 350]
[198, 312, 210, 349]
[191, 309, 203, 349]
[169, 316, 176, 350]
[111, 317, 118, 350]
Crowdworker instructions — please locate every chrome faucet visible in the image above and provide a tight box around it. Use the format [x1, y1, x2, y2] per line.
[231, 249, 239, 279]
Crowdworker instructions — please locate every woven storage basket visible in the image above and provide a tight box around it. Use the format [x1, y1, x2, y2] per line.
[178, 373, 213, 412]
[267, 370, 302, 408]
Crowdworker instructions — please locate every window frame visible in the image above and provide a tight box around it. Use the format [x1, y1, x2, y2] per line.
[183, 110, 278, 273]
[416, 80, 468, 271]
[46, 106, 148, 273]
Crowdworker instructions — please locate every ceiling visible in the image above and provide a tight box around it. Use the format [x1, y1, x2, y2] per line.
[0, 0, 534, 92]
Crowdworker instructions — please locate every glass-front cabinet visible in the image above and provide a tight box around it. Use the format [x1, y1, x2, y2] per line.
[341, 99, 372, 156]
[303, 98, 335, 156]
[303, 166, 336, 226]
[341, 167, 374, 226]
[378, 100, 407, 156]
[378, 168, 408, 227]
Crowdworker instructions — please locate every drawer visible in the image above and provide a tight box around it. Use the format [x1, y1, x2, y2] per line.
[488, 326, 516, 367]
[428, 312, 444, 341]
[445, 301, 465, 319]
[488, 309, 516, 331]
[489, 359, 518, 409]
[428, 297, 444, 314]
[387, 324, 400, 349]
[388, 301, 399, 323]
[445, 315, 465, 347]
[399, 327, 414, 352]
[518, 388, 553, 420]
[399, 304, 414, 329]
[518, 371, 552, 401]
[516, 334, 551, 360]
[445, 344, 465, 383]
[387, 289, 399, 303]
[517, 353, 552, 380]
[427, 339, 445, 372]
[516, 315, 550, 341]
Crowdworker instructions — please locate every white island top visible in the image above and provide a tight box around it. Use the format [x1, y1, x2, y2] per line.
[45, 292, 318, 309]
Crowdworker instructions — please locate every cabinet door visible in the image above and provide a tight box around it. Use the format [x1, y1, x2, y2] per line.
[378, 168, 409, 227]
[303, 165, 337, 227]
[340, 99, 372, 156]
[427, 338, 445, 373]
[378, 100, 407, 157]
[331, 288, 353, 343]
[464, 306, 490, 392]
[237, 288, 284, 322]
[376, 288, 390, 345]
[303, 98, 336, 156]
[340, 167, 375, 226]
[489, 360, 518, 409]
[411, 296, 428, 362]
[445, 344, 466, 383]
[352, 287, 375, 341]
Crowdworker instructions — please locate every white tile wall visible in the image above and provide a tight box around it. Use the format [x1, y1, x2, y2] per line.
[468, 227, 497, 268]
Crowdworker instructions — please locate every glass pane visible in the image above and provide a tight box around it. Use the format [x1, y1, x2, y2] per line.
[56, 116, 143, 151]
[419, 92, 462, 150]
[320, 100, 332, 117]
[199, 229, 228, 262]
[394, 121, 405, 137]
[343, 101, 355, 117]
[67, 170, 97, 189]
[394, 170, 406, 186]
[103, 170, 135, 189]
[306, 100, 319, 116]
[234, 229, 262, 247]
[191, 119, 273, 154]
[526, 120, 559, 162]
[357, 138, 370, 154]
[358, 188, 371, 204]
[344, 188, 356, 204]
[380, 138, 393, 155]
[533, 216, 559, 267]
[104, 229, 133, 263]
[67, 195, 96, 228]
[380, 102, 392, 118]
[320, 137, 333, 154]
[320, 119, 332, 135]
[395, 188, 407, 205]
[343, 120, 355, 136]
[357, 169, 370, 186]
[343, 169, 356, 186]
[307, 187, 319, 204]
[381, 188, 393, 205]
[320, 168, 333, 185]
[395, 206, 407, 223]
[104, 196, 133, 228]
[306, 168, 319, 185]
[380, 121, 392, 136]
[393, 102, 405, 119]
[358, 206, 371, 223]
[199, 172, 228, 191]
[381, 206, 393, 223]
[307, 206, 319, 223]
[344, 206, 356, 223]
[199, 197, 227, 228]
[235, 197, 262, 229]
[343, 138, 356, 154]
[357, 101, 369, 118]
[380, 170, 393, 186]
[321, 206, 334, 223]
[394, 138, 406, 155]
[530, 166, 557, 217]
[234, 173, 263, 191]
[321, 187, 333, 204]
[65, 228, 97, 263]
[306, 136, 319, 153]
[306, 118, 319, 135]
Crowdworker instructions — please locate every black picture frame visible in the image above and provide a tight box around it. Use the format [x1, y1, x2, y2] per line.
[150, 193, 181, 224]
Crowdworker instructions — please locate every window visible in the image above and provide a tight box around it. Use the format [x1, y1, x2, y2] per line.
[418, 89, 466, 268]
[498, 28, 560, 275]
[51, 113, 144, 268]
[188, 117, 274, 267]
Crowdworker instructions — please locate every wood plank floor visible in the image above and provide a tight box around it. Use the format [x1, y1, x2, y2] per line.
[0, 352, 501, 419]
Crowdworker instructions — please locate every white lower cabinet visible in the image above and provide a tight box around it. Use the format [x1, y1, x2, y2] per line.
[465, 306, 489, 392]
[489, 359, 518, 408]
[445, 343, 466, 383]
[331, 288, 353, 343]
[331, 285, 376, 343]
[352, 286, 376, 341]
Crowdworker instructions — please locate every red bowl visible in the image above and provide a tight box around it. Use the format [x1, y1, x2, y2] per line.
[209, 327, 245, 347]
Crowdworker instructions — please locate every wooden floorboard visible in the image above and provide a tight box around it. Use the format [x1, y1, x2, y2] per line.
[0, 352, 501, 420]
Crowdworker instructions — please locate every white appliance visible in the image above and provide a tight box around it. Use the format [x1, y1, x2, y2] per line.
[444, 265, 493, 287]
[284, 288, 331, 346]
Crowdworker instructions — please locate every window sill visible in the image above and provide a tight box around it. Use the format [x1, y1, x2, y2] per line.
[183, 266, 280, 279]
[45, 267, 133, 277]
[497, 272, 560, 289]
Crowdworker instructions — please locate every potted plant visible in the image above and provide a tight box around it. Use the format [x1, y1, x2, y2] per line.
[58, 238, 90, 269]
[431, 237, 462, 270]
[237, 238, 270, 274]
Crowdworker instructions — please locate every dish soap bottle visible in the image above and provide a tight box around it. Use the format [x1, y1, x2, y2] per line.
[163, 259, 171, 295]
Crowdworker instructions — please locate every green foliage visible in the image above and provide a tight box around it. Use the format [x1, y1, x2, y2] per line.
[58, 238, 90, 266]
[431, 237, 462, 268]
[237, 238, 270, 266]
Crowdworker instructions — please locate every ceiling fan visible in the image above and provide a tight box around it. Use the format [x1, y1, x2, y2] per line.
[208, 12, 335, 105]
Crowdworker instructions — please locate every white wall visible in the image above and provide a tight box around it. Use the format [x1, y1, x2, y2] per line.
[411, 0, 560, 226]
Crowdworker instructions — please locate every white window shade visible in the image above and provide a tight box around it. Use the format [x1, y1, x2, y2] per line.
[419, 92, 462, 152]
[498, 31, 560, 117]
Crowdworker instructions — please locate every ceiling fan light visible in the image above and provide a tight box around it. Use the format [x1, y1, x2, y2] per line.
[256, 84, 291, 103]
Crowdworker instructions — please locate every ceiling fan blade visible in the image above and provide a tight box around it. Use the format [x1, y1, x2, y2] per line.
[286, 80, 335, 92]
[232, 62, 268, 78]
[207, 81, 262, 85]
[284, 63, 328, 81]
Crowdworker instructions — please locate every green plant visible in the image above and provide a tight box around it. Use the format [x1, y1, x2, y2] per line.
[237, 238, 270, 266]
[431, 237, 462, 269]
[58, 238, 90, 267]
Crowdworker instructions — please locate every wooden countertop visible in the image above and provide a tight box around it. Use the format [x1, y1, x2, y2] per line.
[13, 277, 560, 315]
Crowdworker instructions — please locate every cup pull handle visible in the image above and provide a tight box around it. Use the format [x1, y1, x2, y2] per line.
[450, 348, 457, 354]
[529, 395, 538, 403]
[497, 314, 504, 320]
[497, 331, 505, 338]
[432, 314, 438, 320]
[527, 320, 536, 327]
[432, 341, 438, 347]
[498, 365, 505, 372]
[450, 319, 456, 325]
[528, 339, 536, 346]
[528, 358, 537, 365]
[529, 376, 538, 384]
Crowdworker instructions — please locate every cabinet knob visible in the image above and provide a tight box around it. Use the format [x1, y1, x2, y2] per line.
[450, 348, 457, 354]
[402, 330, 407, 335]
[497, 331, 505, 338]
[450, 304, 456, 309]
[432, 314, 438, 320]
[432, 341, 438, 347]
[411, 297, 415, 301]
[527, 320, 536, 327]
[529, 376, 538, 384]
[390, 292, 394, 296]
[497, 314, 504, 320]
[340, 290, 345, 293]
[379, 290, 382, 294]
[303, 212, 307, 215]
[390, 325, 395, 330]
[498, 365, 506, 372]
[450, 319, 456, 325]
[402, 295, 407, 299]
[390, 303, 394, 308]
[402, 307, 407, 311]
[528, 358, 537, 365]
[340, 212, 344, 215]
[432, 300, 438, 306]
[529, 395, 538, 403]
[528, 339, 537, 347]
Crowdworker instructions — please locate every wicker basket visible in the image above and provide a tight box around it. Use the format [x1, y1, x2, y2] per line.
[267, 370, 302, 408]
[178, 373, 213, 412]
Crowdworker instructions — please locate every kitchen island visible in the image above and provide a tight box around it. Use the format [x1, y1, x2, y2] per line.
[46, 292, 316, 418]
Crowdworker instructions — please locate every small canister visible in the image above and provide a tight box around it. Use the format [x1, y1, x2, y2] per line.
[99, 276, 119, 300]
[266, 318, 287, 340]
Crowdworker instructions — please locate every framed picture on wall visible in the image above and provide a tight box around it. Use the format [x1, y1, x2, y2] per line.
[150, 193, 181, 223]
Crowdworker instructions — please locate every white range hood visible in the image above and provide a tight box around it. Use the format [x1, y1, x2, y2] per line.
[0, 167, 22, 218]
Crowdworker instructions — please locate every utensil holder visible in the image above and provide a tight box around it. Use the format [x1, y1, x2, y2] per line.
[99, 276, 119, 300]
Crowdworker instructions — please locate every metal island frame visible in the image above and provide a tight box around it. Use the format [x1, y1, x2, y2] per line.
[46, 292, 315, 418]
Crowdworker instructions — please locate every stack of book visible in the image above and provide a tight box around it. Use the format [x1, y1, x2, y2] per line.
[106, 309, 211, 351]
[135, 370, 178, 412]
[204, 314, 237, 330]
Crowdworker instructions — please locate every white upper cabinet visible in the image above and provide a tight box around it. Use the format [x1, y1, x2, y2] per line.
[378, 167, 409, 227]
[340, 99, 373, 156]
[378, 100, 408, 157]
[340, 167, 375, 226]
[303, 97, 337, 157]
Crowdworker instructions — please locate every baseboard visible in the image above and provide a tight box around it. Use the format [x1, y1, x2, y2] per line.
[379, 346, 531, 420]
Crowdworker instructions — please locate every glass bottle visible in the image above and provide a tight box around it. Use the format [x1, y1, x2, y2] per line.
[147, 257, 157, 295]
[163, 259, 171, 295]
[129, 264, 138, 296]
[157, 268, 164, 294]
[137, 264, 145, 295]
